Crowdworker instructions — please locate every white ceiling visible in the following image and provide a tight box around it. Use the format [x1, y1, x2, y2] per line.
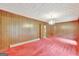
[0, 3, 79, 23]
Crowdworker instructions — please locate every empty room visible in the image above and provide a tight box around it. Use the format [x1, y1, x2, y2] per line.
[0, 3, 79, 56]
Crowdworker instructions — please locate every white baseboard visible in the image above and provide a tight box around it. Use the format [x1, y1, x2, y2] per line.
[10, 38, 40, 48]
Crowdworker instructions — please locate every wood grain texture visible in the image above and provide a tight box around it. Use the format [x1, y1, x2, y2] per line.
[0, 10, 47, 51]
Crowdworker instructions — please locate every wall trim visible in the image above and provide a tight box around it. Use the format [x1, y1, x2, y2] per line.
[10, 38, 40, 48]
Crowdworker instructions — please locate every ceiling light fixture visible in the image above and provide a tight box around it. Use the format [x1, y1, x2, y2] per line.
[48, 16, 56, 25]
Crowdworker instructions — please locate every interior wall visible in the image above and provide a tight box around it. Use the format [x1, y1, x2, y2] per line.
[46, 19, 79, 39]
[1, 9, 78, 52]
[76, 19, 79, 53]
[0, 12, 2, 51]
[46, 25, 54, 37]
[52, 20, 79, 40]
[0, 10, 47, 51]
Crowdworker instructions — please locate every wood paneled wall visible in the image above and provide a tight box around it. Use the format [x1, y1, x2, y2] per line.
[53, 20, 79, 39]
[76, 19, 79, 53]
[1, 9, 78, 52]
[0, 12, 2, 51]
[46, 25, 54, 37]
[0, 10, 48, 51]
[46, 19, 79, 39]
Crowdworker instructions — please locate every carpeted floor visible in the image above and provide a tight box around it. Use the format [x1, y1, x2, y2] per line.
[5, 36, 79, 56]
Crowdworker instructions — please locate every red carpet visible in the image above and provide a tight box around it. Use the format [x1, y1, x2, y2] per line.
[5, 36, 79, 56]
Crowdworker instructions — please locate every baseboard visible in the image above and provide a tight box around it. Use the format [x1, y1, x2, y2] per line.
[10, 38, 40, 48]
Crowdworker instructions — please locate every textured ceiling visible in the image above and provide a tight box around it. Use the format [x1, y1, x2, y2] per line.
[0, 3, 79, 23]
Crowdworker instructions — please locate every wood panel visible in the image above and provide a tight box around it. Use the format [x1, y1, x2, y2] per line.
[53, 20, 79, 39]
[0, 12, 2, 51]
[40, 24, 47, 38]
[0, 10, 47, 51]
[75, 19, 79, 53]
[46, 24, 55, 37]
[46, 19, 79, 39]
